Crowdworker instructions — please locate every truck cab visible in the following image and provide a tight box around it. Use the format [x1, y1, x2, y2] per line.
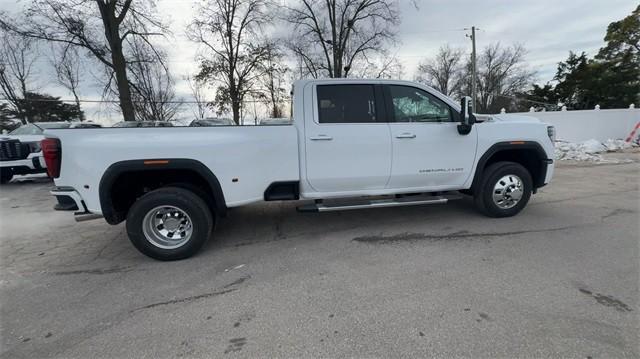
[296, 79, 479, 196]
[45, 79, 555, 260]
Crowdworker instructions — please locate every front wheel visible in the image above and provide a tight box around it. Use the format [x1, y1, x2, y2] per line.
[474, 162, 532, 218]
[126, 187, 213, 260]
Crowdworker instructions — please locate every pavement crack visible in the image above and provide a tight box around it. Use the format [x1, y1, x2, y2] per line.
[134, 288, 237, 311]
[578, 288, 633, 312]
[222, 275, 251, 289]
[353, 226, 577, 243]
[601, 208, 636, 221]
[52, 266, 133, 276]
[132, 275, 250, 312]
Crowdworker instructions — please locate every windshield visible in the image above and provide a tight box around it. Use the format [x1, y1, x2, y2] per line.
[38, 122, 71, 129]
[9, 124, 43, 135]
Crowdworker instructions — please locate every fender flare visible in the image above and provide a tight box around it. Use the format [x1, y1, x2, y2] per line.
[471, 141, 551, 191]
[99, 158, 227, 224]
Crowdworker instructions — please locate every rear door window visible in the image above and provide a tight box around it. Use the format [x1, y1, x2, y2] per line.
[317, 85, 377, 123]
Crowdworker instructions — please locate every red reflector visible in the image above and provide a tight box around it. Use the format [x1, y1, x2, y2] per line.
[41, 138, 61, 178]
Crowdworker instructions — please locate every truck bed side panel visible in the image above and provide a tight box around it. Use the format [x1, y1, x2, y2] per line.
[47, 126, 299, 214]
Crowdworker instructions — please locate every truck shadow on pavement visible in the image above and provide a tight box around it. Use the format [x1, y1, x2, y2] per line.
[207, 197, 517, 251]
[0, 180, 599, 272]
[6, 174, 52, 185]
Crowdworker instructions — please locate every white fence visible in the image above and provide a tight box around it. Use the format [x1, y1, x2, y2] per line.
[499, 105, 639, 143]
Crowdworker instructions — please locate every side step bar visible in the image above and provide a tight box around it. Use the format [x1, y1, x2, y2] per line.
[297, 193, 463, 213]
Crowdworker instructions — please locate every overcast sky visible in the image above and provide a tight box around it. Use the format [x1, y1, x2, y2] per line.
[1, 0, 636, 123]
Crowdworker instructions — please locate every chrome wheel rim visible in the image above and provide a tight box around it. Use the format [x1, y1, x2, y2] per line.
[142, 205, 193, 249]
[492, 174, 524, 209]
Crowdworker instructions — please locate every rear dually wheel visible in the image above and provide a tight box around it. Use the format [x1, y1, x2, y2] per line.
[126, 187, 213, 260]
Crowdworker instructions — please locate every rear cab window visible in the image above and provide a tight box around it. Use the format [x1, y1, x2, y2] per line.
[316, 84, 378, 124]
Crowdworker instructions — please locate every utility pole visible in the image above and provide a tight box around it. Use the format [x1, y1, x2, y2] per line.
[466, 26, 478, 111]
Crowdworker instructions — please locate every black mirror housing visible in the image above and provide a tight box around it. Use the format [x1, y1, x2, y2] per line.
[458, 96, 475, 135]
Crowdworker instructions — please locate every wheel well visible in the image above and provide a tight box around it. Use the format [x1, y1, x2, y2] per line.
[106, 169, 214, 223]
[472, 144, 549, 193]
[99, 160, 227, 224]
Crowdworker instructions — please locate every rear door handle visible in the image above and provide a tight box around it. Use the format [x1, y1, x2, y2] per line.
[309, 135, 333, 141]
[396, 133, 416, 139]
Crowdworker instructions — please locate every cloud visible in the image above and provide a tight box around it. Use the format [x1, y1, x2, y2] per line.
[1, 0, 634, 122]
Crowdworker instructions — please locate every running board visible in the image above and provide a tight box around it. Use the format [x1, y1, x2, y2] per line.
[297, 194, 462, 213]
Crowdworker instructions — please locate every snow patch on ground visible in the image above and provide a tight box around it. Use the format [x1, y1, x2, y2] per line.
[555, 139, 637, 162]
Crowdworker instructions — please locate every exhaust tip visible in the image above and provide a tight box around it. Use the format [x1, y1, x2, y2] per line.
[74, 213, 103, 222]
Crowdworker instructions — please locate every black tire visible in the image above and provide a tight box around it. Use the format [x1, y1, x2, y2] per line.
[0, 168, 13, 184]
[126, 187, 214, 260]
[474, 161, 533, 218]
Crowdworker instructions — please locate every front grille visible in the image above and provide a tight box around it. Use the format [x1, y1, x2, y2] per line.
[0, 140, 30, 161]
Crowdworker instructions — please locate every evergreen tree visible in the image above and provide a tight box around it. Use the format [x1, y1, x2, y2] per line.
[524, 6, 639, 109]
[9, 92, 83, 122]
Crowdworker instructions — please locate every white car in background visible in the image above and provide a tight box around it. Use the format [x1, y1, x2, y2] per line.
[113, 121, 174, 128]
[0, 122, 101, 184]
[259, 117, 292, 125]
[189, 118, 235, 126]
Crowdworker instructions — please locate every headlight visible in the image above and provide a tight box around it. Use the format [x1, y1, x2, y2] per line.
[547, 126, 556, 144]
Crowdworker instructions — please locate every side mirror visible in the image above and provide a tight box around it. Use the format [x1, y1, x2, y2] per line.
[458, 96, 475, 135]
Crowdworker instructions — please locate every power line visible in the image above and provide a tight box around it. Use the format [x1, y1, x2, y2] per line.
[495, 94, 558, 107]
[1, 94, 557, 107]
[0, 97, 288, 104]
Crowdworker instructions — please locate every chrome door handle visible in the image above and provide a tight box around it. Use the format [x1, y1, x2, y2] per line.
[396, 133, 416, 139]
[309, 135, 333, 141]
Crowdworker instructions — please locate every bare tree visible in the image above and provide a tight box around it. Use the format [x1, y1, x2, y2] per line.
[51, 45, 84, 120]
[256, 43, 289, 118]
[186, 75, 209, 120]
[460, 43, 535, 113]
[1, 0, 168, 121]
[0, 31, 38, 123]
[285, 0, 400, 78]
[415, 45, 464, 97]
[127, 40, 181, 122]
[187, 0, 272, 124]
[351, 54, 403, 79]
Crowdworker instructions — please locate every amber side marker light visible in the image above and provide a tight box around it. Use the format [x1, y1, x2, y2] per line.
[143, 160, 170, 165]
[510, 141, 525, 145]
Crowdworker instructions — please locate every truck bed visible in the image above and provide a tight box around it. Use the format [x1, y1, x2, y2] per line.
[47, 126, 300, 214]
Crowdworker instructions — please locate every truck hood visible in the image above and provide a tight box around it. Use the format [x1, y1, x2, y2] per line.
[0, 134, 45, 143]
[486, 114, 541, 123]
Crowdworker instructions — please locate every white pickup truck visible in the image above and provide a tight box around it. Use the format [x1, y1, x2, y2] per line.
[44, 79, 555, 260]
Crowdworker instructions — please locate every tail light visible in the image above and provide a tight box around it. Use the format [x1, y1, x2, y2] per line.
[42, 138, 61, 178]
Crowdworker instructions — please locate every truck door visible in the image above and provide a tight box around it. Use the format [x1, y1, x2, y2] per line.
[304, 83, 392, 193]
[384, 85, 478, 189]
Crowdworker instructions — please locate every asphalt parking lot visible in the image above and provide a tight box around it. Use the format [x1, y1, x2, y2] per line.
[1, 154, 639, 358]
